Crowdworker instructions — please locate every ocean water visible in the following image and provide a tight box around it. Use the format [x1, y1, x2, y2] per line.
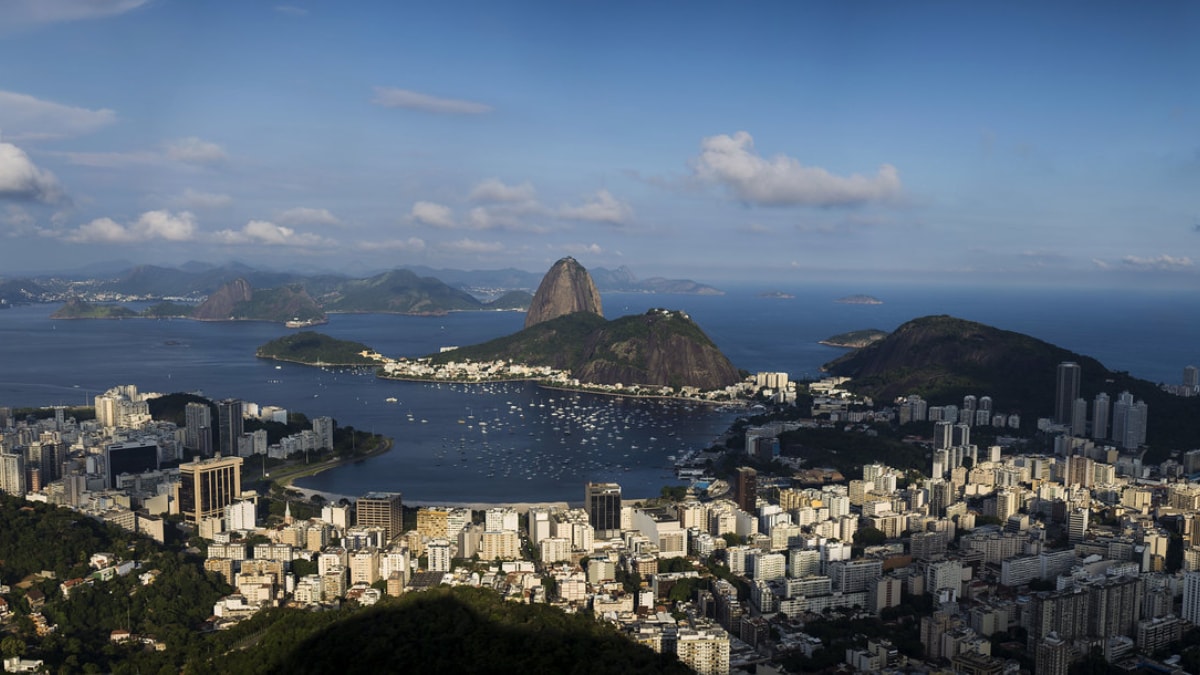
[0, 283, 1196, 501]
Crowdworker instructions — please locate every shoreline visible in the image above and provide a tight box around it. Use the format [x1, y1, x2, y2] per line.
[376, 373, 748, 407]
[273, 435, 393, 494]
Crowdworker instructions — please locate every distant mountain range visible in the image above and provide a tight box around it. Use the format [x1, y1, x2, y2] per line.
[0, 262, 722, 305]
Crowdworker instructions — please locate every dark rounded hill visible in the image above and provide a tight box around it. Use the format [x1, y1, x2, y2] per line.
[432, 308, 742, 391]
[823, 314, 1200, 458]
[211, 586, 692, 675]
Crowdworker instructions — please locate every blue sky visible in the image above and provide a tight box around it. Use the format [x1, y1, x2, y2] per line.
[0, 1, 1196, 286]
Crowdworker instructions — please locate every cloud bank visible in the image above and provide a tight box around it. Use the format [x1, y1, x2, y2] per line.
[0, 90, 117, 141]
[65, 210, 196, 243]
[0, 142, 65, 202]
[693, 131, 901, 207]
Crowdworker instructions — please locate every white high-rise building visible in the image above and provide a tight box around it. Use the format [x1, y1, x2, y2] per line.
[1182, 572, 1200, 626]
[427, 538, 452, 572]
[676, 627, 731, 675]
[225, 500, 257, 531]
[485, 507, 519, 532]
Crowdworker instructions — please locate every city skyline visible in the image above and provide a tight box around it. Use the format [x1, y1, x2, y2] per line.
[0, 1, 1197, 286]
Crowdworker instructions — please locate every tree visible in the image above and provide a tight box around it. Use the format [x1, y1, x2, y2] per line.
[853, 526, 887, 547]
[1, 636, 26, 659]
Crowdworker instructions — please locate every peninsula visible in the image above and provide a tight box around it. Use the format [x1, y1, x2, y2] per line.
[256, 332, 383, 366]
[834, 294, 882, 305]
[818, 328, 888, 348]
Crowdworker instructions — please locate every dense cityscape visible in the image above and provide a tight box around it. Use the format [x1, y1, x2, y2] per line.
[1, 357, 1199, 674]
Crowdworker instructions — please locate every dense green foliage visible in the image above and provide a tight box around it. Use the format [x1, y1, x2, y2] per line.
[50, 300, 138, 319]
[778, 425, 928, 476]
[206, 586, 690, 675]
[0, 495, 232, 674]
[141, 301, 197, 318]
[146, 392, 215, 428]
[256, 331, 379, 365]
[430, 311, 608, 369]
[0, 495, 147, 585]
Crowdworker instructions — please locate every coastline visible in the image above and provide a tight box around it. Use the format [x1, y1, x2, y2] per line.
[273, 435, 393, 497]
[256, 353, 379, 368]
[374, 372, 746, 407]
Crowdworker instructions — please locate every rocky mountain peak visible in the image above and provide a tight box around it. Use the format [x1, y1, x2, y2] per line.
[524, 257, 603, 329]
[192, 278, 253, 320]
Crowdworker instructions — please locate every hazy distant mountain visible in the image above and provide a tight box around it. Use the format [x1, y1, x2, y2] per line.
[404, 263, 722, 295]
[192, 279, 326, 323]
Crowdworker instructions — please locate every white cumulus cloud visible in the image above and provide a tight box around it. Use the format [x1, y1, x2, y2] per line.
[1121, 254, 1194, 271]
[469, 178, 537, 204]
[0, 141, 65, 203]
[371, 86, 492, 115]
[693, 131, 901, 207]
[165, 137, 227, 165]
[64, 210, 196, 243]
[558, 189, 632, 225]
[0, 90, 116, 141]
[277, 207, 341, 227]
[409, 201, 457, 228]
[215, 220, 329, 247]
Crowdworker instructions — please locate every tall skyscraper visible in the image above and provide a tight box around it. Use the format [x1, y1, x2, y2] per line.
[185, 402, 213, 456]
[735, 467, 758, 514]
[1055, 362, 1081, 426]
[1184, 365, 1199, 390]
[1111, 391, 1148, 450]
[1071, 398, 1088, 437]
[0, 452, 25, 496]
[585, 482, 622, 539]
[1092, 393, 1110, 441]
[217, 399, 243, 457]
[356, 491, 404, 542]
[176, 455, 243, 523]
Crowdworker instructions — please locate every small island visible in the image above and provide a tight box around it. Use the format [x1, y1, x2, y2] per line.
[758, 291, 795, 299]
[835, 294, 882, 305]
[256, 332, 382, 366]
[819, 328, 889, 349]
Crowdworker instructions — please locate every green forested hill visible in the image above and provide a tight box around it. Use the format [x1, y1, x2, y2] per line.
[256, 332, 379, 365]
